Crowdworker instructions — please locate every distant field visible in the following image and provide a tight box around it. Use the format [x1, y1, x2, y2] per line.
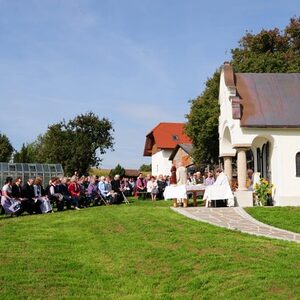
[0, 199, 300, 299]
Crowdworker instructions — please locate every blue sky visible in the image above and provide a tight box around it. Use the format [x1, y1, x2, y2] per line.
[0, 0, 298, 169]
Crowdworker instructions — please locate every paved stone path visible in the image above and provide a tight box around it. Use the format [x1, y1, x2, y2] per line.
[171, 207, 300, 243]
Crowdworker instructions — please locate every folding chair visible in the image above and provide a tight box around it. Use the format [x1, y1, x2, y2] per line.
[98, 192, 109, 206]
[121, 191, 130, 204]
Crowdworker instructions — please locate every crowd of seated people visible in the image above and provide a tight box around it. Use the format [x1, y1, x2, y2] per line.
[0, 169, 224, 217]
[0, 174, 137, 218]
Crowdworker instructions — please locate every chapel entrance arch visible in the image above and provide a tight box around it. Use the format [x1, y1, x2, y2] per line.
[252, 136, 273, 180]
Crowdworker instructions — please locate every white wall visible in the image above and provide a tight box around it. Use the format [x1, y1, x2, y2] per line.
[271, 131, 300, 206]
[219, 68, 300, 206]
[151, 150, 173, 176]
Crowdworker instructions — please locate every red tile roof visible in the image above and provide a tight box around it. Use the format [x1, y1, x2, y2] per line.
[143, 122, 191, 156]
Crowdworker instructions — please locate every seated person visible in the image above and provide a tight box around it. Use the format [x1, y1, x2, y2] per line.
[68, 176, 81, 210]
[136, 173, 147, 199]
[204, 171, 215, 186]
[46, 177, 65, 211]
[98, 176, 116, 203]
[33, 177, 52, 213]
[22, 178, 42, 214]
[11, 177, 31, 215]
[121, 177, 132, 197]
[57, 177, 72, 209]
[111, 174, 123, 204]
[194, 171, 204, 184]
[87, 176, 100, 205]
[1, 177, 23, 216]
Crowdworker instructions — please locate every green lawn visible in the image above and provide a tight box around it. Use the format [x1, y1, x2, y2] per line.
[246, 206, 300, 234]
[0, 199, 300, 299]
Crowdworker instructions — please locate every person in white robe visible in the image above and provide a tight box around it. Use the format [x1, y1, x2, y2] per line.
[204, 168, 234, 207]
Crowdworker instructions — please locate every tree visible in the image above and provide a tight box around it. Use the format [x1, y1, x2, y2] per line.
[185, 16, 300, 166]
[37, 112, 114, 176]
[13, 142, 39, 163]
[109, 164, 125, 178]
[0, 133, 14, 162]
[185, 72, 220, 165]
[139, 164, 151, 172]
[231, 17, 300, 73]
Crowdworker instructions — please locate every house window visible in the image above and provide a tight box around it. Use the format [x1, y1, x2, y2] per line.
[296, 153, 300, 177]
[172, 135, 179, 141]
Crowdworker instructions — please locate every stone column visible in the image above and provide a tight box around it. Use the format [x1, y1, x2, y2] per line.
[223, 156, 233, 181]
[236, 148, 247, 191]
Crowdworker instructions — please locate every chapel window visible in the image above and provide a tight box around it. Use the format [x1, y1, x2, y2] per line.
[296, 152, 300, 177]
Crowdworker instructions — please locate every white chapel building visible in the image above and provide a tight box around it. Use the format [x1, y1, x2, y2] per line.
[219, 63, 300, 206]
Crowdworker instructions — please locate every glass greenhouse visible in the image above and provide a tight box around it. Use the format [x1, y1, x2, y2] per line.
[0, 163, 64, 188]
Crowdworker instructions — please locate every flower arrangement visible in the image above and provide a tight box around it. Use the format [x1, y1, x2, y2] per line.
[254, 178, 274, 206]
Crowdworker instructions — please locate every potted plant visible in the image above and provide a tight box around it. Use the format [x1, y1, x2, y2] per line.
[254, 178, 274, 206]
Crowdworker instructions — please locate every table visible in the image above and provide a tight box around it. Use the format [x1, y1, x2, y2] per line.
[163, 184, 206, 207]
[186, 184, 206, 206]
[203, 185, 234, 207]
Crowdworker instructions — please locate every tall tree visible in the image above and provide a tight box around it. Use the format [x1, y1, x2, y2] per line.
[185, 72, 220, 165]
[185, 16, 300, 166]
[139, 164, 152, 172]
[37, 112, 114, 176]
[13, 142, 39, 163]
[109, 164, 125, 178]
[0, 133, 14, 162]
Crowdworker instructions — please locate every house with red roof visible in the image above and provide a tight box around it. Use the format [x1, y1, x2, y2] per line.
[143, 122, 191, 176]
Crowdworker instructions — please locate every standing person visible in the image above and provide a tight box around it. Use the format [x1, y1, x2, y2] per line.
[157, 174, 167, 199]
[136, 173, 147, 199]
[170, 162, 177, 185]
[214, 168, 230, 186]
[147, 176, 159, 201]
[176, 162, 188, 207]
[176, 162, 187, 185]
[212, 168, 234, 207]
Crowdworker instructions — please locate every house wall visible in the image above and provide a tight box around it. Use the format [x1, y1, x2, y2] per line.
[173, 148, 193, 167]
[151, 149, 173, 176]
[219, 69, 300, 206]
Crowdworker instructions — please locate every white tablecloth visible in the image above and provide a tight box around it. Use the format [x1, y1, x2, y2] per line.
[163, 185, 187, 199]
[163, 184, 206, 199]
[203, 185, 234, 207]
[186, 184, 206, 192]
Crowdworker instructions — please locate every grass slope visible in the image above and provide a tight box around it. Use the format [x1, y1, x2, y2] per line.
[0, 199, 300, 299]
[246, 206, 300, 234]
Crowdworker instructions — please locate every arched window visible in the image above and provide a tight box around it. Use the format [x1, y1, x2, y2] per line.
[296, 153, 300, 177]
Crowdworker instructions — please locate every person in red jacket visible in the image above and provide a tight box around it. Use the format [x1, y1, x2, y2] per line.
[68, 176, 80, 210]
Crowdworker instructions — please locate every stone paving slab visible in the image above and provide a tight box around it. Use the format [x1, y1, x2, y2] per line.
[171, 207, 300, 243]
